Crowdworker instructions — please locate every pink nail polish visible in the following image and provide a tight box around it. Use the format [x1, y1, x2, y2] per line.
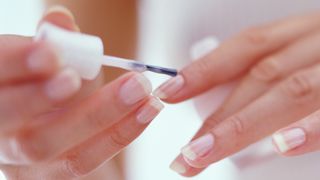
[153, 75, 184, 99]
[273, 128, 306, 153]
[45, 68, 81, 101]
[136, 98, 164, 124]
[181, 134, 214, 161]
[119, 74, 152, 105]
[170, 161, 187, 174]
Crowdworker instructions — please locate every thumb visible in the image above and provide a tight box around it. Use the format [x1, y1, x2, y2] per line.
[38, 5, 80, 32]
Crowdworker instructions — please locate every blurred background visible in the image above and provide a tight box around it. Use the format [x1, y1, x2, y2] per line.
[0, 0, 234, 179]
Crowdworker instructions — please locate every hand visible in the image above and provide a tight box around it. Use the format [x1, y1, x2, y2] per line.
[155, 11, 320, 176]
[0, 6, 163, 179]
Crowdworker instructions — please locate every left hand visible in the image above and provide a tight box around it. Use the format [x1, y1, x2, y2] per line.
[0, 6, 163, 180]
[155, 11, 320, 176]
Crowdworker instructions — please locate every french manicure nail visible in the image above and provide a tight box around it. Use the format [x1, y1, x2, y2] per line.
[153, 75, 184, 99]
[170, 161, 187, 174]
[45, 68, 81, 101]
[273, 128, 306, 153]
[181, 134, 214, 161]
[120, 74, 152, 105]
[136, 98, 164, 124]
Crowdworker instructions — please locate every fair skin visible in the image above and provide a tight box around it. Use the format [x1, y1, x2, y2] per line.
[0, 7, 163, 180]
[2, 4, 320, 180]
[154, 11, 320, 176]
[44, 1, 139, 178]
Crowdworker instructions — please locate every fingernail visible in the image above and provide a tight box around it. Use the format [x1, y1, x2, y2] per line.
[120, 74, 152, 105]
[181, 134, 214, 161]
[170, 161, 187, 174]
[273, 128, 306, 153]
[45, 5, 75, 21]
[27, 46, 61, 73]
[136, 98, 164, 124]
[45, 68, 81, 101]
[153, 75, 184, 99]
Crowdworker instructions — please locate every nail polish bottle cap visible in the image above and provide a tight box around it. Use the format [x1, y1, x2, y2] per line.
[35, 23, 104, 80]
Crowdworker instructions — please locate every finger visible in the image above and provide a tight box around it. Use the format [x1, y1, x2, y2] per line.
[0, 38, 61, 85]
[170, 24, 320, 176]
[3, 73, 152, 164]
[211, 30, 320, 122]
[39, 5, 107, 103]
[0, 68, 81, 132]
[179, 64, 320, 168]
[181, 29, 320, 149]
[51, 97, 163, 178]
[272, 109, 320, 156]
[38, 5, 80, 32]
[0, 6, 78, 84]
[154, 12, 320, 103]
[170, 99, 238, 175]
[0, 97, 163, 178]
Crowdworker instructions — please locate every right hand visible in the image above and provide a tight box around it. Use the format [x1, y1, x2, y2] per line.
[0, 6, 163, 179]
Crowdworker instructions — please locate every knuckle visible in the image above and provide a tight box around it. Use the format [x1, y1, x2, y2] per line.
[280, 72, 314, 102]
[250, 57, 281, 82]
[108, 128, 131, 148]
[228, 114, 246, 136]
[240, 26, 270, 46]
[64, 154, 87, 178]
[203, 116, 223, 132]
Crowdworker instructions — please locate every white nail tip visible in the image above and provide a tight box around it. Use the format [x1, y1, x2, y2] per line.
[45, 5, 74, 20]
[136, 99, 164, 124]
[153, 75, 184, 100]
[136, 74, 153, 95]
[170, 161, 186, 174]
[181, 146, 198, 161]
[153, 90, 168, 99]
[273, 134, 290, 153]
[150, 99, 165, 111]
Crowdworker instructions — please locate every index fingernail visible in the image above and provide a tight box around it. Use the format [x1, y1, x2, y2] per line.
[181, 134, 214, 161]
[119, 74, 152, 105]
[136, 98, 164, 124]
[153, 75, 184, 100]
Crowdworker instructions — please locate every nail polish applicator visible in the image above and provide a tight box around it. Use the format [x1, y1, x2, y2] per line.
[35, 23, 178, 80]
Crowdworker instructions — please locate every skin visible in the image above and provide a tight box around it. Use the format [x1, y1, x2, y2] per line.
[4, 2, 319, 179]
[44, 1, 139, 179]
[0, 7, 160, 180]
[156, 11, 320, 177]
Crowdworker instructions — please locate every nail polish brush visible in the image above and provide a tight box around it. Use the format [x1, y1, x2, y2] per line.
[35, 23, 177, 80]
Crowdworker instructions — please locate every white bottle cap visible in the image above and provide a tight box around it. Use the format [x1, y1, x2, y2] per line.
[35, 23, 104, 80]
